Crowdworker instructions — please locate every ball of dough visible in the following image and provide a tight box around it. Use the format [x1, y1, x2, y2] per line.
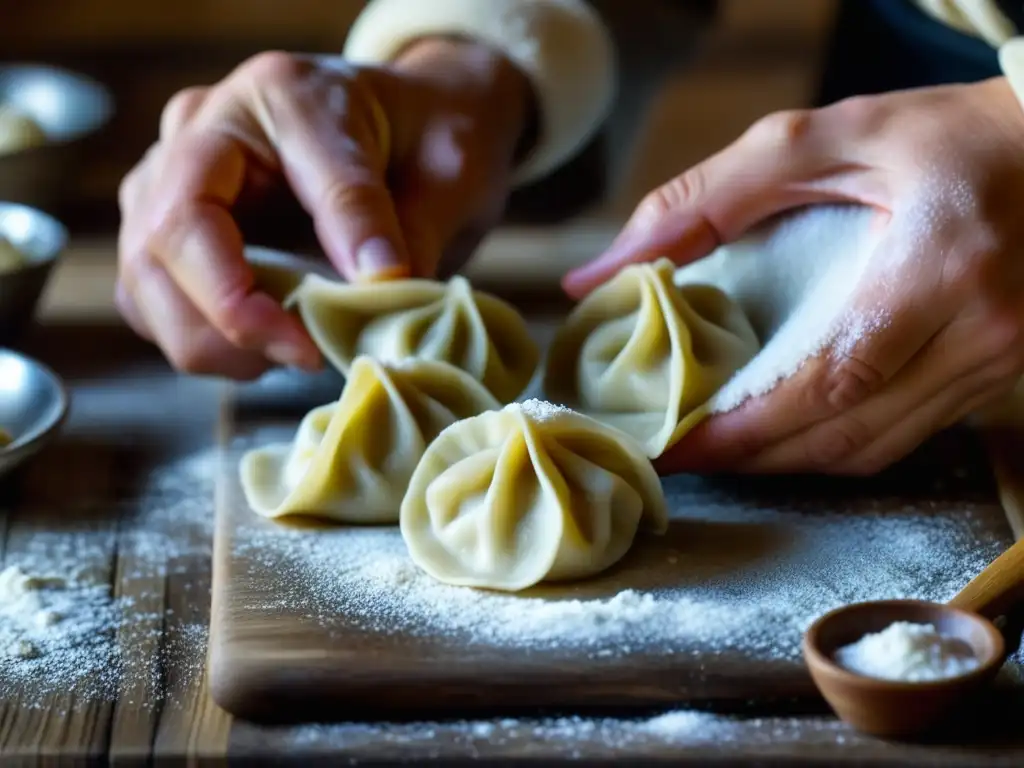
[0, 105, 47, 156]
[400, 399, 668, 591]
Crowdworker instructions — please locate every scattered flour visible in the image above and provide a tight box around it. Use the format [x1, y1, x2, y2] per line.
[233, 437, 1012, 664]
[517, 398, 574, 422]
[0, 446, 219, 707]
[270, 709, 853, 755]
[834, 621, 981, 682]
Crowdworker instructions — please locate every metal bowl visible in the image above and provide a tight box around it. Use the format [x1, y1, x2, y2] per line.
[0, 64, 114, 209]
[0, 201, 68, 342]
[0, 348, 69, 480]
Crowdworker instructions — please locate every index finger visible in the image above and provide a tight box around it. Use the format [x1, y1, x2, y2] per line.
[143, 130, 321, 369]
[563, 107, 881, 299]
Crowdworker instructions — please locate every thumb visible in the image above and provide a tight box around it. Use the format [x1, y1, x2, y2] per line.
[563, 109, 856, 299]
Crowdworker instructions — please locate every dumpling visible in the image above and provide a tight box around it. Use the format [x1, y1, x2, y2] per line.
[0, 104, 46, 156]
[400, 399, 668, 591]
[543, 258, 759, 458]
[240, 355, 501, 523]
[285, 273, 538, 403]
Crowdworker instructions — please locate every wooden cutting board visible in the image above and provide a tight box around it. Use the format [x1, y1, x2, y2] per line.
[209, 347, 1021, 725]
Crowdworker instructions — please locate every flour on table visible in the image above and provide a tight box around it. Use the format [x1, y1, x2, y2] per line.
[674, 205, 882, 413]
[0, 445, 219, 708]
[270, 709, 857, 755]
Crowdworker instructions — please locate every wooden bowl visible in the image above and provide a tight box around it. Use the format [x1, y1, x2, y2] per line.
[803, 599, 1005, 739]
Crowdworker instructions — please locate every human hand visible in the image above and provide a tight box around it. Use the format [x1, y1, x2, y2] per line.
[565, 78, 1024, 474]
[117, 38, 533, 379]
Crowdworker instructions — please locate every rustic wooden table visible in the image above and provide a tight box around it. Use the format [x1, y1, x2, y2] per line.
[0, 240, 1019, 766]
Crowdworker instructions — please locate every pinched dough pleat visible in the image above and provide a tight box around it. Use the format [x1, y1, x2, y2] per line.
[400, 400, 668, 591]
[240, 356, 501, 523]
[286, 273, 539, 403]
[544, 258, 760, 457]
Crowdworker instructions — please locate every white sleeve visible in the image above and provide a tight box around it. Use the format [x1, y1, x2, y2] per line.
[1000, 37, 1024, 104]
[342, 0, 617, 187]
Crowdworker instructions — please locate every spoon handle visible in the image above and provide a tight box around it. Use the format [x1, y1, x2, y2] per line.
[948, 536, 1024, 619]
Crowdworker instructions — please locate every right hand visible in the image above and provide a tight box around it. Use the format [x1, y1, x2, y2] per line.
[117, 41, 532, 379]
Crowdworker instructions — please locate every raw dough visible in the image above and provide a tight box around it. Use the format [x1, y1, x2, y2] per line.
[0, 104, 47, 156]
[0, 236, 28, 274]
[400, 399, 668, 591]
[544, 258, 759, 458]
[286, 273, 539, 403]
[240, 356, 501, 523]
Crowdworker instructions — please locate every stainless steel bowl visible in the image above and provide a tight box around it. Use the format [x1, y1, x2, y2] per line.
[0, 348, 69, 480]
[0, 202, 68, 342]
[0, 64, 114, 209]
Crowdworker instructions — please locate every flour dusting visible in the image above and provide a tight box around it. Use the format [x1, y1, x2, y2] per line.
[0, 446, 218, 707]
[674, 205, 882, 413]
[232, 434, 1011, 663]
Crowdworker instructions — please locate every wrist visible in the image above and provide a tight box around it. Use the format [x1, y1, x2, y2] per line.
[392, 36, 538, 163]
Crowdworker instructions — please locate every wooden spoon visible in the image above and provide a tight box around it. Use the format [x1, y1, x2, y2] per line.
[802, 536, 1024, 739]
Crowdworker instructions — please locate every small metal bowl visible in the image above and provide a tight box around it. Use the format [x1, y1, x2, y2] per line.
[0, 202, 68, 342]
[0, 348, 69, 480]
[0, 64, 114, 209]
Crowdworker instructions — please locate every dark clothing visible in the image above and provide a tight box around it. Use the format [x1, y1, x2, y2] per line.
[817, 0, 1006, 104]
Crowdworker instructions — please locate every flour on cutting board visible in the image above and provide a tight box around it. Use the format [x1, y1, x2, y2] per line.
[0, 447, 218, 707]
[232, 429, 1016, 663]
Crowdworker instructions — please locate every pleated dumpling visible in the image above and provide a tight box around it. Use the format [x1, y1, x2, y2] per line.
[400, 399, 668, 591]
[240, 356, 501, 523]
[544, 258, 760, 458]
[286, 274, 539, 403]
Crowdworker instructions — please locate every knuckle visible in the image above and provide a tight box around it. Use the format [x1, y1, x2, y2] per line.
[321, 176, 385, 215]
[241, 50, 307, 85]
[160, 86, 207, 136]
[144, 200, 197, 261]
[166, 344, 213, 376]
[217, 302, 263, 349]
[983, 311, 1024, 368]
[635, 169, 706, 222]
[826, 94, 879, 132]
[745, 109, 814, 150]
[805, 416, 872, 468]
[807, 356, 885, 414]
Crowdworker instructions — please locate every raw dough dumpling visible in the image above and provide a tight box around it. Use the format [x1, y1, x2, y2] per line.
[400, 399, 668, 591]
[544, 258, 760, 458]
[286, 274, 539, 403]
[240, 356, 501, 523]
[0, 104, 46, 156]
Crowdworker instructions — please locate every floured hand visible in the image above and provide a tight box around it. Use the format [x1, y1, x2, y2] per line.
[565, 78, 1024, 475]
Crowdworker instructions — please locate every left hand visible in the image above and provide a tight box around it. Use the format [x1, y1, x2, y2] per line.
[564, 77, 1024, 475]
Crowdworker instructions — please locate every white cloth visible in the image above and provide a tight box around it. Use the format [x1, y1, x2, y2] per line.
[343, 0, 617, 187]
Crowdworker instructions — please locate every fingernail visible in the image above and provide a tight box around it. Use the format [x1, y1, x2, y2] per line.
[266, 341, 319, 370]
[356, 237, 408, 279]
